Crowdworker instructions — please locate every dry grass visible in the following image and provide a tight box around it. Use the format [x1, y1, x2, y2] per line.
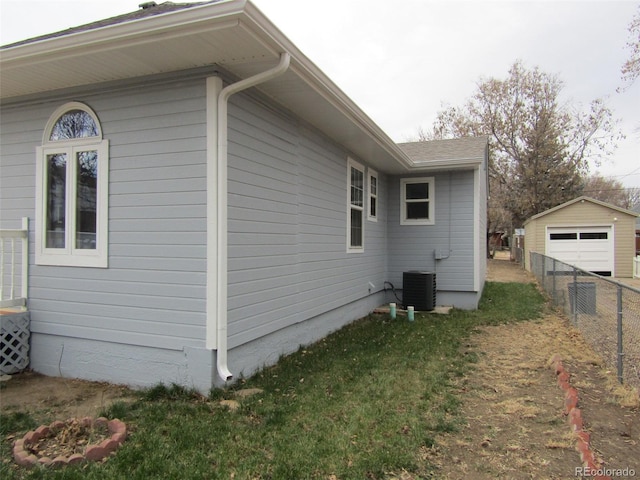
[427, 260, 640, 479]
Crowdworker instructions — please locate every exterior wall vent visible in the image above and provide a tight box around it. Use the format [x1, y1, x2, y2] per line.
[403, 271, 436, 311]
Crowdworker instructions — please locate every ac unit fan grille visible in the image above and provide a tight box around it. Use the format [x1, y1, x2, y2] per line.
[402, 271, 436, 311]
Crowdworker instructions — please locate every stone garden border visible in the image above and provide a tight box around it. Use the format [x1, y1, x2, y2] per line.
[13, 417, 127, 467]
[549, 354, 612, 480]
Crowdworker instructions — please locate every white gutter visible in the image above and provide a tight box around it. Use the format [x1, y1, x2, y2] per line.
[214, 52, 291, 382]
[406, 157, 485, 171]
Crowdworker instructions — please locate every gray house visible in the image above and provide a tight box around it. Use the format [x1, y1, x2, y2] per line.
[0, 0, 487, 392]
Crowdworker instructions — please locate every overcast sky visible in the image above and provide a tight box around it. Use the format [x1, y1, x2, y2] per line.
[1, 0, 638, 188]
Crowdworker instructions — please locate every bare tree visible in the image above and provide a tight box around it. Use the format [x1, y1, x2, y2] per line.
[621, 5, 640, 91]
[422, 61, 622, 229]
[582, 174, 640, 210]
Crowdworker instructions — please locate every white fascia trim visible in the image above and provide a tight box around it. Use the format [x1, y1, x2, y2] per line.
[406, 157, 484, 172]
[245, 2, 415, 173]
[290, 61, 414, 171]
[4, 0, 415, 174]
[1, 0, 248, 61]
[5, 0, 420, 175]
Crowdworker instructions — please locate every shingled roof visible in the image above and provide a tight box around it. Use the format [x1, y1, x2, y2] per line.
[398, 137, 488, 169]
[2, 1, 219, 48]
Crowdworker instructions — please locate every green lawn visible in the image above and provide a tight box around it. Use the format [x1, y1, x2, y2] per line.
[1, 282, 544, 479]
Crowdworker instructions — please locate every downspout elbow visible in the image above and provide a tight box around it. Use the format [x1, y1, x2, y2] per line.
[215, 53, 291, 383]
[219, 52, 290, 103]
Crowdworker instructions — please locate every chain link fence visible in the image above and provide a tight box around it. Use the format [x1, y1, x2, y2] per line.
[530, 252, 640, 389]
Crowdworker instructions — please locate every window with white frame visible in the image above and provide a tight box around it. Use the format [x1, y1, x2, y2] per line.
[368, 170, 378, 222]
[36, 102, 109, 267]
[347, 158, 365, 252]
[400, 177, 434, 225]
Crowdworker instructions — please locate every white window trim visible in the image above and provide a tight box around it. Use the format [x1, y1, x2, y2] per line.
[347, 157, 365, 253]
[42, 102, 104, 143]
[35, 102, 109, 268]
[368, 169, 378, 222]
[400, 177, 435, 226]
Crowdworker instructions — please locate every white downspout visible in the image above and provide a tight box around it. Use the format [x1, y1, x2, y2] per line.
[215, 52, 291, 382]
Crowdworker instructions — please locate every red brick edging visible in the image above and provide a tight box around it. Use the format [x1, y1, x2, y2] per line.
[13, 417, 127, 467]
[549, 354, 611, 480]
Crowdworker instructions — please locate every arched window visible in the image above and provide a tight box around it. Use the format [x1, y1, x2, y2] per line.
[36, 102, 109, 267]
[49, 109, 99, 141]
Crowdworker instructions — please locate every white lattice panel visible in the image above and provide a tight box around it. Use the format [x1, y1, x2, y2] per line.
[1, 312, 30, 374]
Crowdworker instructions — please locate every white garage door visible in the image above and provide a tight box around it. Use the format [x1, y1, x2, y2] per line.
[546, 226, 614, 276]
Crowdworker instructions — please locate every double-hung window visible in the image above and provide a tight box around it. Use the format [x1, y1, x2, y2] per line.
[368, 170, 378, 222]
[347, 158, 365, 252]
[400, 177, 434, 225]
[36, 102, 109, 267]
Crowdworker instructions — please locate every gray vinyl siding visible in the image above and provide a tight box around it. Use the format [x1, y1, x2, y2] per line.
[0, 106, 40, 225]
[2, 67, 487, 390]
[0, 105, 39, 299]
[0, 79, 208, 351]
[387, 170, 476, 292]
[2, 74, 389, 357]
[226, 94, 387, 349]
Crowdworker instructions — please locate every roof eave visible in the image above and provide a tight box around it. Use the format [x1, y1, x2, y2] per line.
[0, 0, 248, 62]
[405, 157, 485, 172]
[242, 2, 414, 173]
[0, 0, 416, 174]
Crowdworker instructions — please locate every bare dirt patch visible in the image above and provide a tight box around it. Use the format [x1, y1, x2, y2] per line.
[425, 259, 639, 479]
[0, 371, 133, 425]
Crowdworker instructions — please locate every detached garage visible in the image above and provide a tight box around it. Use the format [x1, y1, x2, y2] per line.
[524, 196, 639, 277]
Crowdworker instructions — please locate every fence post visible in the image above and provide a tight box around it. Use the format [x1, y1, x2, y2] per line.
[552, 258, 557, 304]
[572, 267, 578, 325]
[617, 285, 624, 384]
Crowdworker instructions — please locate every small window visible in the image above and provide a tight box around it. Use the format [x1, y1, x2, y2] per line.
[368, 170, 378, 222]
[580, 232, 608, 240]
[549, 233, 578, 240]
[36, 102, 109, 268]
[400, 177, 434, 225]
[347, 158, 365, 252]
